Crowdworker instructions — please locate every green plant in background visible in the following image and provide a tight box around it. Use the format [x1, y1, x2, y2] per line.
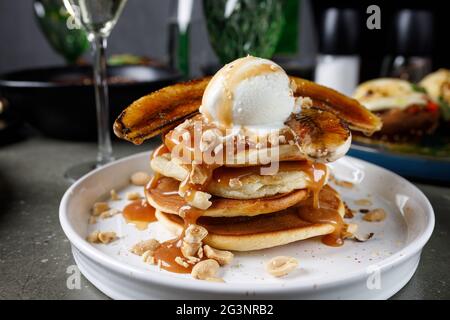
[203, 0, 284, 64]
[33, 0, 89, 64]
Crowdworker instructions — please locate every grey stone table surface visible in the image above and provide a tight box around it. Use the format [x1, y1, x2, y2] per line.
[0, 135, 449, 300]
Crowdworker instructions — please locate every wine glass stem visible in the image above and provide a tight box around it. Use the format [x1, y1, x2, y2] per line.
[91, 33, 113, 166]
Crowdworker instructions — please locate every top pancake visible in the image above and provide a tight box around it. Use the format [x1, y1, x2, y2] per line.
[151, 155, 328, 200]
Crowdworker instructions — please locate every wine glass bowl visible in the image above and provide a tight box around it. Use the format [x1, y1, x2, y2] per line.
[63, 0, 127, 38]
[33, 0, 89, 64]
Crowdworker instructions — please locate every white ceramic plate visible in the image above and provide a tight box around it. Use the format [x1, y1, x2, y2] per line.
[59, 152, 434, 300]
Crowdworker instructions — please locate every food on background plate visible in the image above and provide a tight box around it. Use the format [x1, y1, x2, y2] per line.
[353, 78, 440, 141]
[420, 69, 450, 123]
[111, 56, 381, 279]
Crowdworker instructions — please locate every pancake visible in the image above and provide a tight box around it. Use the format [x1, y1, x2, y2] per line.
[146, 177, 308, 218]
[151, 155, 328, 199]
[155, 185, 345, 251]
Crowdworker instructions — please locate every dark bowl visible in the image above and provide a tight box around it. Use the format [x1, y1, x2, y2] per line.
[0, 65, 181, 140]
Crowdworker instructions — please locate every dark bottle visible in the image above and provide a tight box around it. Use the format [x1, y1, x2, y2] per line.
[381, 9, 433, 83]
[314, 7, 361, 96]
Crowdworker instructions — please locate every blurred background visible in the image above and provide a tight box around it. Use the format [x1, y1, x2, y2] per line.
[0, 0, 317, 77]
[1, 0, 448, 78]
[0, 0, 449, 180]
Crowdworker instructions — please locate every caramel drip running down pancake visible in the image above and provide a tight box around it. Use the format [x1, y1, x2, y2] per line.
[152, 200, 206, 274]
[161, 185, 345, 247]
[296, 185, 344, 247]
[148, 146, 211, 273]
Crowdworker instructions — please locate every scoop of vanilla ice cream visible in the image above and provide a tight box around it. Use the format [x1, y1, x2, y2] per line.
[199, 56, 295, 131]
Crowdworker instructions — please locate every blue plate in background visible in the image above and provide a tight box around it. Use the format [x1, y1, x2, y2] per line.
[349, 143, 450, 183]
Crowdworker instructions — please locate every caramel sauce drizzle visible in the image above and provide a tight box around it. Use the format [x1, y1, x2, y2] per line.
[146, 179, 206, 274]
[142, 116, 344, 272]
[152, 239, 194, 273]
[123, 200, 156, 230]
[296, 186, 344, 247]
[148, 142, 210, 273]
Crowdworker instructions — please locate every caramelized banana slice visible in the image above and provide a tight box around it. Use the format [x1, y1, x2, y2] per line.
[113, 77, 210, 144]
[114, 76, 380, 144]
[285, 108, 351, 162]
[290, 77, 382, 135]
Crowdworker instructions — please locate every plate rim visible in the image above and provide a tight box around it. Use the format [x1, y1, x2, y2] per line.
[59, 151, 435, 295]
[351, 141, 450, 163]
[0, 65, 181, 89]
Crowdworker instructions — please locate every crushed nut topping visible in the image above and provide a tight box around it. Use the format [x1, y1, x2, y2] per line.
[182, 131, 191, 142]
[110, 189, 120, 201]
[180, 225, 209, 258]
[186, 256, 201, 264]
[200, 129, 221, 152]
[181, 241, 202, 258]
[342, 223, 358, 239]
[184, 224, 208, 244]
[92, 202, 109, 216]
[197, 246, 204, 259]
[205, 277, 225, 283]
[175, 256, 190, 268]
[86, 230, 100, 243]
[213, 144, 223, 155]
[126, 192, 142, 200]
[334, 179, 354, 188]
[189, 164, 208, 185]
[363, 208, 386, 222]
[229, 178, 243, 189]
[354, 233, 374, 242]
[142, 250, 156, 264]
[191, 259, 220, 280]
[130, 171, 151, 186]
[354, 198, 372, 206]
[186, 190, 212, 210]
[203, 245, 234, 266]
[266, 256, 298, 277]
[157, 259, 162, 270]
[87, 231, 117, 244]
[131, 239, 161, 256]
[98, 231, 117, 244]
[100, 208, 120, 219]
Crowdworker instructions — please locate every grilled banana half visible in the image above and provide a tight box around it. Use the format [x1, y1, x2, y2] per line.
[114, 77, 381, 162]
[285, 108, 351, 162]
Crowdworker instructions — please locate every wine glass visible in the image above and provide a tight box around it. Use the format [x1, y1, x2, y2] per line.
[63, 0, 127, 182]
[33, 0, 89, 64]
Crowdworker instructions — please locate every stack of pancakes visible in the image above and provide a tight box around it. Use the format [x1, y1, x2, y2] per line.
[147, 148, 346, 251]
